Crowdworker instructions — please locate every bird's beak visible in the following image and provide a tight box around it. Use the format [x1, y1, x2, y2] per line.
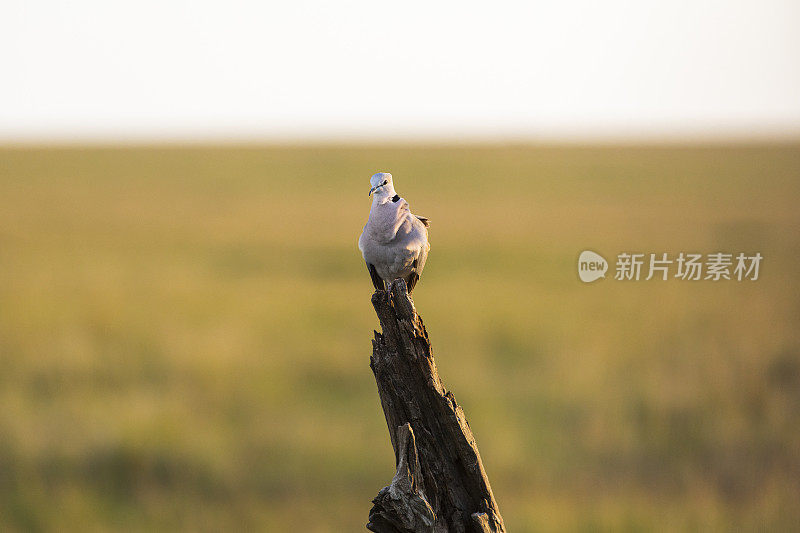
[368, 185, 378, 196]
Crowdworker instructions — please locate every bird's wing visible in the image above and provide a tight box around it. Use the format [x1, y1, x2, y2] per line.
[366, 262, 385, 291]
[414, 215, 430, 227]
[388, 199, 412, 238]
[403, 218, 429, 293]
[394, 215, 429, 263]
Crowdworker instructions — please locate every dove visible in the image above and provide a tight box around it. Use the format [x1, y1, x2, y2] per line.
[358, 172, 430, 293]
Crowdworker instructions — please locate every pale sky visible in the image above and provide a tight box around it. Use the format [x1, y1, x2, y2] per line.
[1, 0, 799, 141]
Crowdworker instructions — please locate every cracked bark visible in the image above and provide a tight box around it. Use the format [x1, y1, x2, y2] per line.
[366, 279, 505, 533]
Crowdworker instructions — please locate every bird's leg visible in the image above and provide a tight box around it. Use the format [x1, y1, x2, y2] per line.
[367, 263, 386, 292]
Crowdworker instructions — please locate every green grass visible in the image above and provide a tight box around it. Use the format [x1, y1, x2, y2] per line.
[0, 143, 799, 531]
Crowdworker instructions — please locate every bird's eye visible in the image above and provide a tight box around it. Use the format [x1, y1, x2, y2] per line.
[383, 180, 388, 185]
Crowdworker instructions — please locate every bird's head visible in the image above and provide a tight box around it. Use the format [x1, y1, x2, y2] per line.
[368, 172, 395, 198]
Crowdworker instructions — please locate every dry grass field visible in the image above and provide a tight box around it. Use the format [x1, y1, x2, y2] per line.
[1, 143, 798, 531]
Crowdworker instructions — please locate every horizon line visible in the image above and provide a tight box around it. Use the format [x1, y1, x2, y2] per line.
[2, 128, 800, 148]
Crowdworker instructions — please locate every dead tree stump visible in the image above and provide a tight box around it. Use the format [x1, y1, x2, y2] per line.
[366, 279, 505, 533]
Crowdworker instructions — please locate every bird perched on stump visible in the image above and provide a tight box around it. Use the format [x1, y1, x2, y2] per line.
[358, 172, 430, 293]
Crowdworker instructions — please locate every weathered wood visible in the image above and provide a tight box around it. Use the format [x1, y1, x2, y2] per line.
[367, 279, 505, 533]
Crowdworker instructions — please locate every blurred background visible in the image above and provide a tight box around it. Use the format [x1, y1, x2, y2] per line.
[1, 1, 799, 531]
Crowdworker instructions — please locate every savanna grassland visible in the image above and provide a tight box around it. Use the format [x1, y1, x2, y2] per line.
[1, 144, 799, 531]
